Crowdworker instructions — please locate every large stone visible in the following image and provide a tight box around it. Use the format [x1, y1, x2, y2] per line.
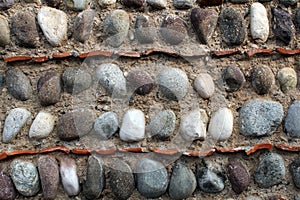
[59, 157, 80, 196]
[93, 112, 119, 139]
[290, 156, 300, 188]
[146, 0, 167, 9]
[250, 3, 269, 43]
[134, 14, 156, 44]
[120, 109, 145, 142]
[251, 66, 274, 95]
[279, 0, 298, 6]
[0, 15, 10, 46]
[173, 0, 193, 9]
[62, 68, 92, 94]
[149, 110, 176, 139]
[208, 108, 233, 141]
[37, 72, 61, 106]
[66, 0, 89, 10]
[222, 66, 245, 92]
[74, 9, 95, 43]
[194, 73, 215, 99]
[45, 0, 61, 7]
[160, 15, 187, 45]
[0, 172, 17, 200]
[277, 67, 297, 93]
[98, 0, 116, 7]
[227, 158, 250, 194]
[285, 101, 300, 138]
[121, 0, 144, 8]
[29, 111, 55, 139]
[126, 69, 154, 95]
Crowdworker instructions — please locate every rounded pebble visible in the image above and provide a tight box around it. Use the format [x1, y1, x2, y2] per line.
[59, 157, 80, 196]
[146, 0, 167, 9]
[222, 66, 245, 92]
[149, 110, 176, 139]
[173, 0, 193, 9]
[127, 69, 154, 95]
[251, 66, 274, 95]
[194, 73, 215, 98]
[94, 112, 119, 139]
[289, 156, 300, 188]
[62, 68, 92, 94]
[29, 111, 55, 139]
[121, 0, 144, 8]
[66, 0, 89, 10]
[160, 15, 187, 45]
[0, 0, 14, 10]
[0, 172, 17, 200]
[284, 101, 300, 138]
[227, 158, 250, 194]
[120, 109, 145, 142]
[98, 0, 116, 7]
[277, 67, 297, 93]
[74, 9, 96, 43]
[250, 2, 269, 43]
[158, 67, 188, 100]
[0, 15, 10, 46]
[37, 72, 61, 106]
[135, 14, 156, 44]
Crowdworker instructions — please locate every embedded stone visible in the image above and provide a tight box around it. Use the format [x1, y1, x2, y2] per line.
[208, 108, 233, 141]
[277, 67, 297, 93]
[62, 68, 92, 94]
[149, 110, 176, 139]
[127, 69, 154, 95]
[74, 9, 96, 43]
[222, 66, 245, 92]
[227, 158, 250, 194]
[59, 157, 80, 196]
[285, 101, 300, 138]
[146, 0, 167, 9]
[0, 172, 17, 200]
[37, 72, 61, 106]
[0, 0, 14, 10]
[120, 109, 145, 142]
[160, 15, 187, 45]
[251, 66, 274, 95]
[173, 0, 193, 9]
[194, 73, 215, 99]
[29, 111, 55, 139]
[66, 0, 89, 10]
[0, 15, 10, 46]
[93, 112, 119, 139]
[134, 15, 156, 44]
[251, 2, 269, 43]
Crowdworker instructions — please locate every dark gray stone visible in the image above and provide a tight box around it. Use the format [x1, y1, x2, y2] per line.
[149, 110, 176, 139]
[93, 112, 119, 139]
[74, 9, 96, 43]
[37, 72, 61, 106]
[222, 65, 245, 92]
[173, 0, 193, 9]
[251, 66, 274, 95]
[0, 0, 14, 10]
[279, 0, 298, 6]
[45, 0, 62, 7]
[230, 0, 250, 3]
[160, 15, 187, 45]
[146, 0, 167, 9]
[121, 0, 144, 8]
[62, 68, 92, 94]
[227, 158, 249, 194]
[135, 15, 156, 44]
[285, 101, 300, 137]
[127, 69, 154, 95]
[0, 74, 3, 91]
[294, 8, 300, 31]
[289, 156, 300, 188]
[0, 172, 17, 200]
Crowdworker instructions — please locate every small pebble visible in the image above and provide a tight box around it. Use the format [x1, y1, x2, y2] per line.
[37, 72, 61, 106]
[135, 15, 156, 44]
[194, 73, 215, 99]
[6, 69, 32, 101]
[239, 99, 284, 137]
[180, 108, 208, 141]
[136, 158, 168, 198]
[83, 156, 105, 199]
[219, 7, 246, 46]
[66, 0, 89, 10]
[250, 3, 269, 43]
[146, 0, 167, 9]
[74, 9, 96, 43]
[289, 156, 300, 188]
[169, 161, 196, 200]
[254, 152, 285, 188]
[158, 68, 188, 100]
[45, 0, 62, 7]
[190, 8, 218, 44]
[149, 110, 176, 139]
[272, 7, 295, 45]
[120, 109, 145, 142]
[251, 66, 274, 95]
[121, 0, 144, 8]
[173, 0, 193, 9]
[160, 15, 187, 45]
[284, 101, 300, 138]
[62, 68, 92, 94]
[104, 9, 129, 47]
[29, 111, 55, 139]
[0, 15, 10, 46]
[59, 157, 80, 196]
[93, 112, 119, 139]
[110, 159, 135, 199]
[227, 158, 250, 194]
[294, 8, 300, 31]
[279, 0, 298, 6]
[98, 0, 116, 7]
[38, 6, 68, 46]
[222, 66, 245, 92]
[3, 108, 31, 143]
[38, 156, 59, 200]
[0, 172, 17, 200]
[10, 160, 40, 197]
[57, 109, 95, 141]
[127, 70, 154, 95]
[208, 108, 233, 141]
[0, 0, 14, 10]
[277, 67, 297, 93]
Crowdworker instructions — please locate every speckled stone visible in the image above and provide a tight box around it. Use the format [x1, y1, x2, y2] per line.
[121, 0, 144, 8]
[294, 8, 300, 31]
[146, 0, 167, 9]
[0, 172, 17, 200]
[255, 152, 285, 188]
[0, 15, 10, 46]
[45, 0, 61, 7]
[251, 66, 274, 95]
[289, 156, 300, 188]
[6, 69, 32, 101]
[74, 9, 96, 43]
[29, 111, 55, 139]
[219, 7, 246, 46]
[98, 0, 116, 7]
[227, 158, 250, 194]
[38, 156, 59, 200]
[277, 67, 297, 93]
[239, 99, 284, 137]
[136, 158, 168, 198]
[279, 0, 298, 6]
[272, 7, 295, 45]
[37, 72, 61, 106]
[93, 112, 119, 139]
[149, 110, 176, 139]
[158, 68, 189, 100]
[160, 15, 187, 45]
[284, 101, 300, 138]
[0, 0, 14, 10]
[83, 155, 105, 199]
[3, 108, 31, 143]
[10, 160, 40, 197]
[66, 0, 89, 10]
[169, 162, 196, 200]
[135, 15, 156, 44]
[208, 108, 233, 141]
[62, 68, 92, 94]
[173, 0, 193, 9]
[127, 70, 154, 95]
[59, 157, 80, 196]
[250, 2, 269, 43]
[120, 109, 145, 142]
[194, 73, 215, 99]
[104, 9, 129, 47]
[222, 66, 245, 92]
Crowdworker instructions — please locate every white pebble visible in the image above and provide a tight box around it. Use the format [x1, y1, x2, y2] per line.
[120, 109, 145, 142]
[60, 157, 80, 196]
[194, 73, 215, 99]
[208, 108, 233, 141]
[29, 111, 55, 139]
[250, 3, 269, 43]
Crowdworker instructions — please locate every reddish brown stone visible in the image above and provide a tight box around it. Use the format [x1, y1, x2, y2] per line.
[227, 158, 249, 194]
[37, 72, 61, 106]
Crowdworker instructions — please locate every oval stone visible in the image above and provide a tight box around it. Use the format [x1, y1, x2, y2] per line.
[208, 108, 233, 141]
[146, 0, 167, 9]
[98, 0, 116, 7]
[29, 111, 55, 139]
[121, 0, 144, 8]
[194, 73, 215, 99]
[0, 172, 17, 200]
[0, 15, 10, 46]
[277, 67, 297, 93]
[135, 14, 156, 44]
[227, 158, 250, 194]
[62, 68, 92, 94]
[160, 15, 187, 45]
[285, 101, 300, 138]
[93, 112, 119, 139]
[251, 66, 274, 95]
[59, 157, 80, 196]
[289, 156, 300, 188]
[74, 9, 96, 43]
[127, 69, 154, 95]
[222, 66, 245, 92]
[45, 0, 62, 7]
[148, 110, 176, 139]
[120, 109, 145, 142]
[250, 2, 269, 43]
[173, 0, 193, 9]
[37, 72, 61, 106]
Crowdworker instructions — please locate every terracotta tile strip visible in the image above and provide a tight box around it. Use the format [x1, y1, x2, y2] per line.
[118, 147, 148, 153]
[39, 146, 70, 154]
[6, 150, 38, 156]
[276, 48, 300, 55]
[212, 49, 241, 57]
[245, 142, 273, 155]
[276, 143, 300, 151]
[215, 146, 245, 153]
[151, 148, 179, 155]
[183, 149, 216, 157]
[117, 51, 141, 58]
[52, 52, 72, 59]
[78, 50, 113, 59]
[246, 48, 273, 57]
[4, 55, 32, 63]
[33, 56, 48, 63]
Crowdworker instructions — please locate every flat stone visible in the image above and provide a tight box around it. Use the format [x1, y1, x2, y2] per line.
[62, 68, 92, 94]
[66, 0, 89, 10]
[120, 109, 145, 142]
[121, 0, 144, 8]
[149, 110, 176, 139]
[272, 7, 295, 45]
[290, 156, 300, 188]
[160, 15, 187, 45]
[0, 0, 14, 10]
[173, 0, 193, 9]
[83, 156, 105, 199]
[222, 66, 245, 92]
[104, 9, 129, 47]
[74, 9, 96, 43]
[169, 161, 196, 200]
[284, 101, 300, 138]
[190, 8, 218, 44]
[37, 72, 61, 106]
[0, 15, 10, 46]
[279, 0, 298, 6]
[194, 73, 215, 99]
[158, 68, 189, 100]
[38, 6, 68, 46]
[250, 3, 269, 43]
[6, 69, 32, 101]
[93, 112, 119, 139]
[277, 67, 297, 93]
[110, 159, 135, 199]
[0, 172, 17, 200]
[29, 111, 55, 139]
[98, 0, 116, 7]
[57, 109, 95, 141]
[45, 0, 61, 7]
[135, 15, 156, 44]
[10, 160, 40, 197]
[208, 108, 233, 141]
[254, 152, 285, 188]
[239, 99, 284, 137]
[219, 7, 246, 46]
[136, 158, 168, 198]
[127, 69, 154, 95]
[146, 0, 167, 9]
[59, 157, 80, 196]
[251, 66, 274, 95]
[227, 158, 250, 194]
[38, 156, 59, 200]
[180, 108, 208, 141]
[3, 108, 31, 143]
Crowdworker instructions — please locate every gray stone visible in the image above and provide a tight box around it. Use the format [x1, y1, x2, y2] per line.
[294, 8, 300, 31]
[245, 196, 262, 200]
[254, 152, 285, 188]
[38, 6, 68, 46]
[0, 15, 10, 46]
[62, 68, 92, 94]
[173, 0, 193, 9]
[104, 9, 129, 47]
[146, 0, 167, 9]
[3, 108, 31, 143]
[239, 99, 283, 137]
[37, 72, 61, 106]
[29, 111, 55, 139]
[120, 109, 145, 142]
[149, 110, 176, 139]
[74, 9, 95, 43]
[158, 68, 188, 100]
[135, 15, 156, 44]
[284, 101, 300, 138]
[160, 15, 187, 45]
[222, 66, 245, 92]
[250, 3, 269, 43]
[10, 160, 40, 197]
[98, 0, 116, 7]
[277, 67, 297, 93]
[127, 69, 154, 95]
[94, 112, 119, 139]
[219, 7, 246, 46]
[6, 69, 32, 101]
[169, 162, 196, 199]
[251, 66, 274, 95]
[83, 156, 105, 199]
[59, 157, 80, 196]
[66, 0, 89, 10]
[0, 0, 14, 10]
[0, 172, 17, 200]
[136, 158, 168, 198]
[208, 108, 233, 141]
[227, 158, 250, 194]
[295, 195, 300, 200]
[289, 156, 300, 188]
[279, 0, 298, 6]
[194, 73, 215, 99]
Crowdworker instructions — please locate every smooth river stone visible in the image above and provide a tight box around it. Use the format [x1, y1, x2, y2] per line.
[148, 110, 176, 139]
[194, 73, 215, 99]
[29, 111, 55, 139]
[277, 67, 297, 93]
[0, 15, 10, 46]
[285, 101, 300, 138]
[74, 9, 96, 43]
[120, 109, 145, 142]
[160, 15, 187, 45]
[93, 111, 119, 139]
[227, 158, 250, 194]
[251, 66, 274, 95]
[60, 157, 80, 196]
[208, 108, 233, 141]
[135, 14, 156, 44]
[37, 72, 61, 106]
[251, 3, 269, 43]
